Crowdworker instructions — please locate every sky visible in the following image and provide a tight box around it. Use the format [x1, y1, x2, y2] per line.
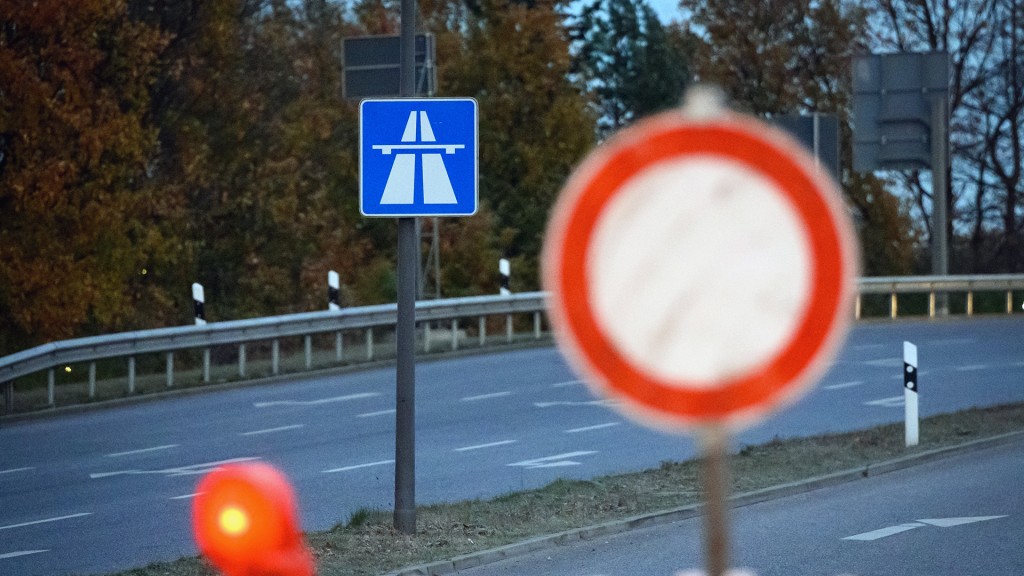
[647, 0, 681, 22]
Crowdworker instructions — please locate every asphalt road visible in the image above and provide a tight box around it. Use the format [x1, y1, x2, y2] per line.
[1, 316, 1022, 575]
[451, 434, 1024, 576]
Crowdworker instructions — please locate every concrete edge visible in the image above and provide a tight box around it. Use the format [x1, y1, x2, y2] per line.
[384, 429, 1024, 576]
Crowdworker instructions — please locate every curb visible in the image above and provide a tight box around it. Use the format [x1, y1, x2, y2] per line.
[385, 430, 1024, 576]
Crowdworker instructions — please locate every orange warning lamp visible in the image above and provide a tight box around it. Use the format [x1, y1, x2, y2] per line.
[192, 462, 315, 576]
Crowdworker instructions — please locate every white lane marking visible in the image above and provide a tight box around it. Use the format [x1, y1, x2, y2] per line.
[0, 513, 92, 531]
[357, 409, 396, 418]
[534, 399, 617, 408]
[254, 392, 379, 408]
[323, 460, 395, 474]
[564, 422, 621, 434]
[955, 364, 989, 371]
[90, 456, 259, 479]
[864, 396, 905, 408]
[551, 379, 585, 388]
[0, 550, 48, 559]
[169, 492, 203, 500]
[454, 440, 517, 452]
[0, 467, 34, 475]
[106, 444, 179, 458]
[240, 424, 304, 436]
[843, 523, 924, 541]
[823, 380, 865, 390]
[1013, 361, 1024, 367]
[864, 358, 902, 368]
[917, 516, 1007, 527]
[509, 451, 597, 469]
[461, 391, 512, 402]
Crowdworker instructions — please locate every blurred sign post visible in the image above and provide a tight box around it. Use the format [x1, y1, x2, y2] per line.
[543, 87, 858, 576]
[853, 52, 950, 313]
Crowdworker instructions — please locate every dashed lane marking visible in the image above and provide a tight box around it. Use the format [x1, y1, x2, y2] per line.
[0, 550, 48, 560]
[551, 379, 585, 388]
[460, 391, 512, 402]
[254, 392, 379, 408]
[823, 380, 864, 390]
[955, 364, 989, 371]
[90, 456, 259, 479]
[564, 422, 621, 434]
[323, 460, 395, 474]
[240, 424, 304, 436]
[454, 440, 517, 452]
[0, 513, 92, 531]
[169, 493, 202, 501]
[864, 396, 905, 408]
[534, 399, 617, 408]
[357, 409, 396, 418]
[0, 467, 34, 475]
[106, 444, 179, 458]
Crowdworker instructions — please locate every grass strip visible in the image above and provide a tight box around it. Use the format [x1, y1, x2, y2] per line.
[113, 402, 1024, 576]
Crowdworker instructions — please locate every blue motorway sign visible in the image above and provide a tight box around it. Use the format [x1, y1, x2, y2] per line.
[360, 98, 478, 217]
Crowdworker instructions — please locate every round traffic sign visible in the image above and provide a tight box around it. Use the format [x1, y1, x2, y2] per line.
[542, 104, 857, 432]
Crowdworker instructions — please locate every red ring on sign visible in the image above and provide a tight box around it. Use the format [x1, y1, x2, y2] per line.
[545, 113, 853, 428]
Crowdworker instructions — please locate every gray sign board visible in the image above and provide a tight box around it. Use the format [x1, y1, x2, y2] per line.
[772, 113, 840, 180]
[852, 52, 949, 171]
[343, 34, 436, 99]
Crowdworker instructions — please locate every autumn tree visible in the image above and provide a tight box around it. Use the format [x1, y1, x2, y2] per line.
[869, 0, 1023, 273]
[570, 0, 690, 138]
[0, 0, 177, 352]
[440, 0, 595, 289]
[678, 0, 921, 275]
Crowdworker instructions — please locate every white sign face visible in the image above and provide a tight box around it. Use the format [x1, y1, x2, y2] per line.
[588, 156, 812, 386]
[542, 102, 858, 432]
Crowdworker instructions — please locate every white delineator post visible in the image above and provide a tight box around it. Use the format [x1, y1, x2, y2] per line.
[904, 341, 919, 447]
[193, 283, 210, 383]
[499, 258, 511, 296]
[328, 270, 341, 311]
[192, 283, 206, 325]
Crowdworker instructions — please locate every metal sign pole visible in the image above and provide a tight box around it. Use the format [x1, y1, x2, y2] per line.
[394, 0, 418, 535]
[700, 427, 731, 576]
[931, 94, 950, 315]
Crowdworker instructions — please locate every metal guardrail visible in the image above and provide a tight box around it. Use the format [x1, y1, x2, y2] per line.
[1, 275, 1023, 414]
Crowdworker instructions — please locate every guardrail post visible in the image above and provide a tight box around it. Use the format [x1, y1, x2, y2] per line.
[3, 381, 13, 415]
[128, 357, 136, 394]
[166, 353, 174, 388]
[533, 312, 541, 339]
[967, 291, 974, 316]
[272, 339, 280, 375]
[506, 314, 513, 343]
[452, 319, 459, 351]
[48, 369, 55, 406]
[478, 317, 486, 347]
[203, 349, 211, 384]
[335, 332, 343, 362]
[88, 362, 96, 399]
[928, 292, 936, 318]
[1008, 290, 1014, 314]
[238, 344, 246, 377]
[855, 294, 862, 320]
[366, 328, 374, 361]
[424, 323, 431, 353]
[890, 292, 898, 319]
[304, 336, 312, 369]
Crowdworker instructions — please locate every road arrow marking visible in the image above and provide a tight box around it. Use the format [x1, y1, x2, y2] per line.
[843, 516, 1008, 541]
[106, 444, 180, 458]
[90, 456, 258, 479]
[509, 451, 597, 469]
[843, 523, 924, 541]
